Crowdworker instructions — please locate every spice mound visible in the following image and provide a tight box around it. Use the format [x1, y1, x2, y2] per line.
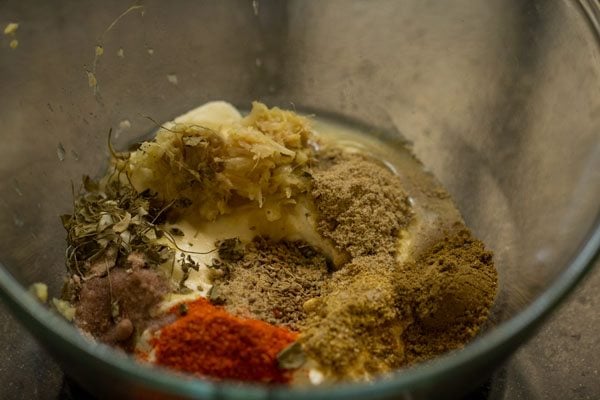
[152, 298, 297, 383]
[57, 101, 498, 386]
[209, 237, 330, 331]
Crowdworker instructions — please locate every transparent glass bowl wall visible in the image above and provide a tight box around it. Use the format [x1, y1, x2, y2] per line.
[0, 1, 599, 399]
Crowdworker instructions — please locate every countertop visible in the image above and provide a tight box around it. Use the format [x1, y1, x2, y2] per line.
[0, 263, 598, 399]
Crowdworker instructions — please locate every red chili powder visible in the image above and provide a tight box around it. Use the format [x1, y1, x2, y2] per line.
[151, 298, 298, 384]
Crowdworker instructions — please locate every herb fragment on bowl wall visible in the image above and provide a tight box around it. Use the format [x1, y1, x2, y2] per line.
[57, 143, 66, 161]
[52, 298, 76, 321]
[29, 283, 48, 303]
[4, 22, 20, 50]
[166, 74, 178, 85]
[3, 22, 19, 35]
[86, 71, 97, 89]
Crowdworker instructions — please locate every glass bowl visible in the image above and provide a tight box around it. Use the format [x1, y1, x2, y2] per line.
[0, 1, 599, 399]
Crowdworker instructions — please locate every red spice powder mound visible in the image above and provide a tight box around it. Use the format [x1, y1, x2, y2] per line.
[151, 298, 298, 384]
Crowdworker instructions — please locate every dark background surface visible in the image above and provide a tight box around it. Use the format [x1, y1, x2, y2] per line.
[0, 262, 598, 399]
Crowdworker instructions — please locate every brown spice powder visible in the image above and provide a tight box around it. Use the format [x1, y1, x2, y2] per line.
[311, 151, 413, 259]
[399, 229, 497, 363]
[301, 254, 408, 379]
[209, 237, 330, 330]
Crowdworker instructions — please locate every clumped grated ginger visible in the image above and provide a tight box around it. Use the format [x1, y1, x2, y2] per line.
[123, 102, 315, 221]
